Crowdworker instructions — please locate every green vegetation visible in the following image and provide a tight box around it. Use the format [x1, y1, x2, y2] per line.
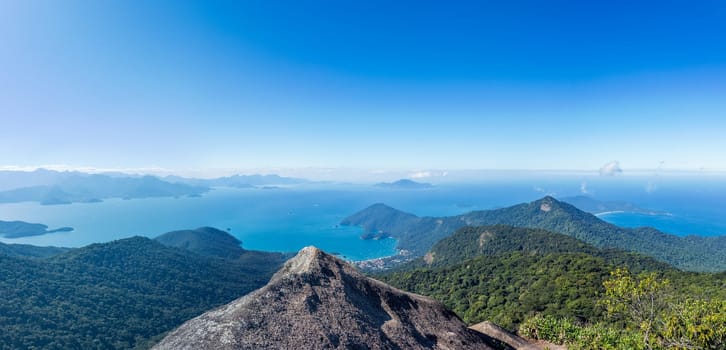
[382, 252, 615, 329]
[155, 226, 248, 260]
[0, 241, 70, 258]
[378, 225, 726, 333]
[0, 236, 285, 349]
[418, 225, 671, 271]
[344, 196, 726, 271]
[520, 269, 726, 349]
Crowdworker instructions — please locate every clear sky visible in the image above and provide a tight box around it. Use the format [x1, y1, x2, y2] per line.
[1, 1, 725, 177]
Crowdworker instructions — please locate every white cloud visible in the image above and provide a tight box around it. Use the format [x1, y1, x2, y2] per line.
[599, 161, 623, 176]
[409, 171, 431, 179]
[580, 182, 591, 194]
[408, 170, 448, 179]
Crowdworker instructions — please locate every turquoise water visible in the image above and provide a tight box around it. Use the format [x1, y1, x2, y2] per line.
[0, 183, 541, 260]
[2, 179, 725, 260]
[0, 187, 396, 261]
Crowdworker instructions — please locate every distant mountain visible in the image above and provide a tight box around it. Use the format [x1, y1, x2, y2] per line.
[0, 241, 70, 258]
[343, 196, 726, 272]
[0, 168, 82, 191]
[0, 232, 286, 349]
[153, 246, 502, 350]
[560, 195, 666, 215]
[0, 170, 208, 205]
[0, 219, 73, 238]
[164, 174, 309, 188]
[374, 179, 434, 189]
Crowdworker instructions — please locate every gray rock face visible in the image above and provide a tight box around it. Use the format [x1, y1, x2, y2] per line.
[153, 246, 499, 350]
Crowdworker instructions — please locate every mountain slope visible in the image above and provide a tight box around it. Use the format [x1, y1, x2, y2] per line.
[153, 246, 502, 350]
[0, 236, 284, 350]
[0, 241, 70, 258]
[155, 227, 246, 259]
[379, 226, 726, 330]
[419, 225, 672, 272]
[343, 196, 726, 271]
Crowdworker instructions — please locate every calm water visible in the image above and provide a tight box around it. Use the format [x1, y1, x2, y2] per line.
[0, 184, 537, 260]
[1, 178, 725, 260]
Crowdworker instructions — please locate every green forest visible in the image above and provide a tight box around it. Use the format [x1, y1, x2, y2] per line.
[379, 225, 726, 349]
[0, 236, 284, 349]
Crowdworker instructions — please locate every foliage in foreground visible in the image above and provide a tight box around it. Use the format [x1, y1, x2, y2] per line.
[520, 269, 726, 350]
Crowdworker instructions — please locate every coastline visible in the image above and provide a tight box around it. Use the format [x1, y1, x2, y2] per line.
[594, 210, 626, 217]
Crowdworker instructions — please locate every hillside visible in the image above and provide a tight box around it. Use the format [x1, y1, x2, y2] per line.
[343, 196, 726, 271]
[155, 227, 246, 259]
[0, 241, 70, 258]
[153, 246, 503, 350]
[0, 235, 286, 350]
[378, 225, 726, 330]
[419, 225, 672, 272]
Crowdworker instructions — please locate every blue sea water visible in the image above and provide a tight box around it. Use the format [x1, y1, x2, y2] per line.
[0, 183, 538, 260]
[1, 177, 725, 260]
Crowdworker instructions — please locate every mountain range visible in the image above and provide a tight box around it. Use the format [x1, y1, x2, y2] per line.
[342, 196, 726, 271]
[2, 214, 724, 348]
[164, 174, 309, 188]
[0, 169, 310, 205]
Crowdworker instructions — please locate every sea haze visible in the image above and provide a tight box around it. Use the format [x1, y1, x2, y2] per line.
[1, 177, 725, 260]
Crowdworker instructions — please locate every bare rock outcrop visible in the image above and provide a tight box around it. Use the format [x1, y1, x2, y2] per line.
[153, 246, 502, 350]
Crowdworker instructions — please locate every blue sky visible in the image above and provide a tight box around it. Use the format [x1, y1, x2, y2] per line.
[1, 1, 725, 177]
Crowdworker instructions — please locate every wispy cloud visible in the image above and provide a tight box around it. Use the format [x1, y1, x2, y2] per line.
[408, 170, 448, 179]
[580, 182, 591, 194]
[599, 161, 623, 176]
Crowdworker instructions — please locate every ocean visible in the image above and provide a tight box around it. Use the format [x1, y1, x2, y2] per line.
[1, 177, 725, 260]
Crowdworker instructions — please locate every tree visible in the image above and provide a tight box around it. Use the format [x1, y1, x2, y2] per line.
[602, 268, 726, 350]
[601, 268, 670, 349]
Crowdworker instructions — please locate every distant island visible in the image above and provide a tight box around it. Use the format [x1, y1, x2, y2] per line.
[164, 174, 309, 188]
[0, 220, 73, 238]
[0, 169, 209, 205]
[0, 169, 312, 205]
[374, 179, 433, 189]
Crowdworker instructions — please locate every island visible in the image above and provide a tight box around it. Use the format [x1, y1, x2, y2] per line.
[0, 220, 74, 238]
[374, 179, 433, 189]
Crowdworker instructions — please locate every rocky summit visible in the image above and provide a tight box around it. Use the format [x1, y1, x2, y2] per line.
[153, 246, 502, 350]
